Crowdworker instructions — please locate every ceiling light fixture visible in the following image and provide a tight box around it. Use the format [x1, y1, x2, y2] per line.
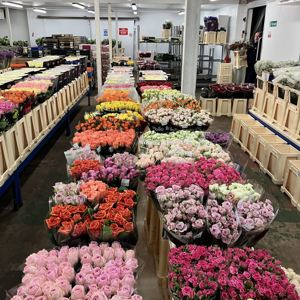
[33, 8, 47, 14]
[178, 11, 185, 15]
[2, 1, 24, 8]
[87, 9, 95, 14]
[133, 11, 137, 15]
[71, 2, 86, 9]
[131, 3, 137, 10]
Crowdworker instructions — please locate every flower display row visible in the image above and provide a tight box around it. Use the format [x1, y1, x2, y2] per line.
[11, 242, 142, 300]
[46, 184, 137, 245]
[143, 98, 202, 112]
[97, 89, 135, 103]
[169, 245, 300, 300]
[96, 102, 141, 114]
[72, 129, 137, 154]
[10, 79, 53, 95]
[137, 139, 231, 169]
[142, 89, 189, 104]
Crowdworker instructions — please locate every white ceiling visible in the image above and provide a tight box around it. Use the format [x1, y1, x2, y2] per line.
[0, 0, 240, 11]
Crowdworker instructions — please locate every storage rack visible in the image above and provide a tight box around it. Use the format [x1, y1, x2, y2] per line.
[139, 40, 226, 87]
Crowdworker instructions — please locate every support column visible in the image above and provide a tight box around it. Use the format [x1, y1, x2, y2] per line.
[115, 12, 119, 56]
[5, 8, 13, 46]
[181, 0, 201, 96]
[108, 4, 113, 63]
[94, 0, 102, 93]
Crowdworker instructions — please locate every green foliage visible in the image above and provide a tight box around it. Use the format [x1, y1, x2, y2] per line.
[0, 36, 10, 46]
[35, 38, 44, 46]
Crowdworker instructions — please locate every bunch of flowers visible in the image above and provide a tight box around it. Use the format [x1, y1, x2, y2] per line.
[0, 98, 19, 131]
[45, 187, 137, 244]
[51, 182, 85, 205]
[142, 89, 187, 104]
[11, 242, 142, 300]
[209, 182, 261, 203]
[97, 89, 134, 103]
[205, 132, 231, 147]
[102, 111, 144, 121]
[70, 159, 102, 180]
[140, 85, 171, 92]
[73, 129, 136, 151]
[206, 199, 240, 245]
[81, 153, 139, 187]
[75, 115, 142, 132]
[10, 79, 53, 94]
[0, 98, 17, 115]
[64, 145, 100, 166]
[143, 99, 202, 112]
[0, 90, 34, 104]
[237, 199, 276, 231]
[282, 267, 300, 296]
[155, 185, 204, 211]
[164, 200, 207, 241]
[168, 245, 300, 300]
[137, 140, 231, 169]
[96, 101, 141, 114]
[79, 180, 108, 203]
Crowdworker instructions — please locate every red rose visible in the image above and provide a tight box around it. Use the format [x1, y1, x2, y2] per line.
[124, 222, 134, 232]
[60, 210, 72, 221]
[110, 223, 125, 237]
[57, 220, 74, 236]
[45, 216, 61, 229]
[72, 222, 87, 237]
[72, 213, 82, 222]
[93, 210, 107, 220]
[123, 198, 135, 208]
[50, 205, 63, 216]
[88, 220, 103, 239]
[113, 213, 127, 226]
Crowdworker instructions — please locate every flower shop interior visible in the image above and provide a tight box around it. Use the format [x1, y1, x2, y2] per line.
[0, 0, 300, 299]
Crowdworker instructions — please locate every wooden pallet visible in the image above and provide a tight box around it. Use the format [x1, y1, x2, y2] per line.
[239, 119, 262, 146]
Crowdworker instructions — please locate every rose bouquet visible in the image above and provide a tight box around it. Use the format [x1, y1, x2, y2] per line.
[164, 199, 207, 243]
[50, 182, 86, 205]
[96, 101, 141, 114]
[70, 159, 102, 180]
[154, 184, 204, 211]
[97, 89, 135, 103]
[45, 187, 137, 245]
[64, 145, 100, 166]
[79, 180, 108, 203]
[81, 152, 139, 189]
[168, 245, 300, 300]
[10, 242, 142, 300]
[206, 199, 240, 245]
[72, 129, 137, 154]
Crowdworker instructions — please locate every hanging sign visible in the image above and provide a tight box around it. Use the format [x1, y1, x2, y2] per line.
[119, 28, 128, 35]
[103, 29, 108, 37]
[270, 21, 277, 27]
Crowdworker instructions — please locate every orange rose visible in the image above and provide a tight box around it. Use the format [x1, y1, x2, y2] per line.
[123, 198, 135, 208]
[93, 210, 107, 220]
[50, 205, 63, 216]
[45, 216, 61, 229]
[58, 221, 74, 236]
[72, 213, 82, 222]
[60, 210, 72, 221]
[124, 222, 134, 232]
[88, 220, 103, 239]
[110, 223, 125, 237]
[114, 214, 127, 226]
[72, 222, 87, 237]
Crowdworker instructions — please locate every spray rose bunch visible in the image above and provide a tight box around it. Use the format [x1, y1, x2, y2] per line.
[51, 182, 85, 205]
[155, 184, 204, 211]
[12, 242, 143, 300]
[206, 199, 240, 245]
[237, 199, 276, 231]
[164, 199, 207, 240]
[209, 182, 261, 203]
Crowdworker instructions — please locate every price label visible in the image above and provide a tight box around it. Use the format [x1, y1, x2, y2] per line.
[121, 179, 130, 187]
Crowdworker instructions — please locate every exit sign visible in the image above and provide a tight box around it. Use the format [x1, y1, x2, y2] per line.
[270, 21, 277, 27]
[119, 28, 128, 35]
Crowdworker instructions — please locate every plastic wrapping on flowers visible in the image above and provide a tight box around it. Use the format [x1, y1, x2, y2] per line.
[7, 242, 143, 300]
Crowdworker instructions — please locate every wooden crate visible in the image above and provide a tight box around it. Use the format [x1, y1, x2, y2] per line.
[0, 134, 10, 186]
[218, 63, 232, 76]
[282, 87, 300, 136]
[15, 117, 31, 154]
[203, 31, 216, 44]
[69, 83, 76, 104]
[216, 99, 232, 116]
[232, 99, 247, 114]
[57, 90, 67, 115]
[64, 85, 73, 108]
[32, 105, 47, 138]
[239, 119, 262, 146]
[24, 111, 38, 145]
[248, 98, 254, 109]
[252, 77, 267, 114]
[254, 134, 286, 168]
[216, 31, 227, 44]
[263, 144, 300, 184]
[281, 160, 300, 210]
[50, 95, 61, 122]
[41, 101, 54, 131]
[242, 126, 273, 157]
[230, 114, 253, 140]
[233, 50, 247, 69]
[217, 75, 232, 84]
[271, 83, 288, 126]
[261, 81, 276, 119]
[200, 97, 217, 116]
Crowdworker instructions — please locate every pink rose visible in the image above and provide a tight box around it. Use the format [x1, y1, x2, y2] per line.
[125, 258, 138, 270]
[84, 273, 96, 286]
[81, 263, 93, 274]
[35, 297, 47, 300]
[111, 241, 122, 249]
[93, 255, 106, 267]
[81, 253, 92, 264]
[68, 248, 79, 266]
[97, 274, 109, 287]
[23, 265, 39, 274]
[99, 243, 109, 253]
[25, 283, 43, 296]
[102, 285, 112, 297]
[59, 262, 72, 273]
[79, 246, 90, 257]
[122, 274, 135, 286]
[105, 266, 120, 279]
[125, 250, 135, 260]
[71, 285, 85, 299]
[89, 291, 108, 300]
[55, 277, 72, 295]
[11, 296, 23, 300]
[88, 241, 99, 251]
[88, 283, 98, 293]
[75, 272, 85, 285]
[117, 285, 134, 298]
[110, 278, 121, 293]
[46, 268, 59, 281]
[21, 273, 34, 285]
[93, 267, 102, 277]
[44, 285, 64, 299]
[114, 248, 125, 259]
[62, 266, 75, 282]
[103, 248, 114, 261]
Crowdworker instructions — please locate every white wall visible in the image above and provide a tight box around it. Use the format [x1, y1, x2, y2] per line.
[0, 8, 30, 42]
[261, 2, 300, 61]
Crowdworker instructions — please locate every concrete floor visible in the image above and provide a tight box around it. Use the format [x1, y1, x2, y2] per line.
[0, 97, 299, 299]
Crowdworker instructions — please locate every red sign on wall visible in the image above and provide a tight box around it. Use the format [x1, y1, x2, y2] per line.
[119, 28, 128, 35]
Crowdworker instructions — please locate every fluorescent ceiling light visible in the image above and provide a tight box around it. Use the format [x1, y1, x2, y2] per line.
[87, 9, 95, 14]
[33, 8, 47, 14]
[72, 2, 85, 9]
[133, 11, 137, 15]
[178, 11, 185, 15]
[2, 1, 23, 8]
[131, 3, 137, 10]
